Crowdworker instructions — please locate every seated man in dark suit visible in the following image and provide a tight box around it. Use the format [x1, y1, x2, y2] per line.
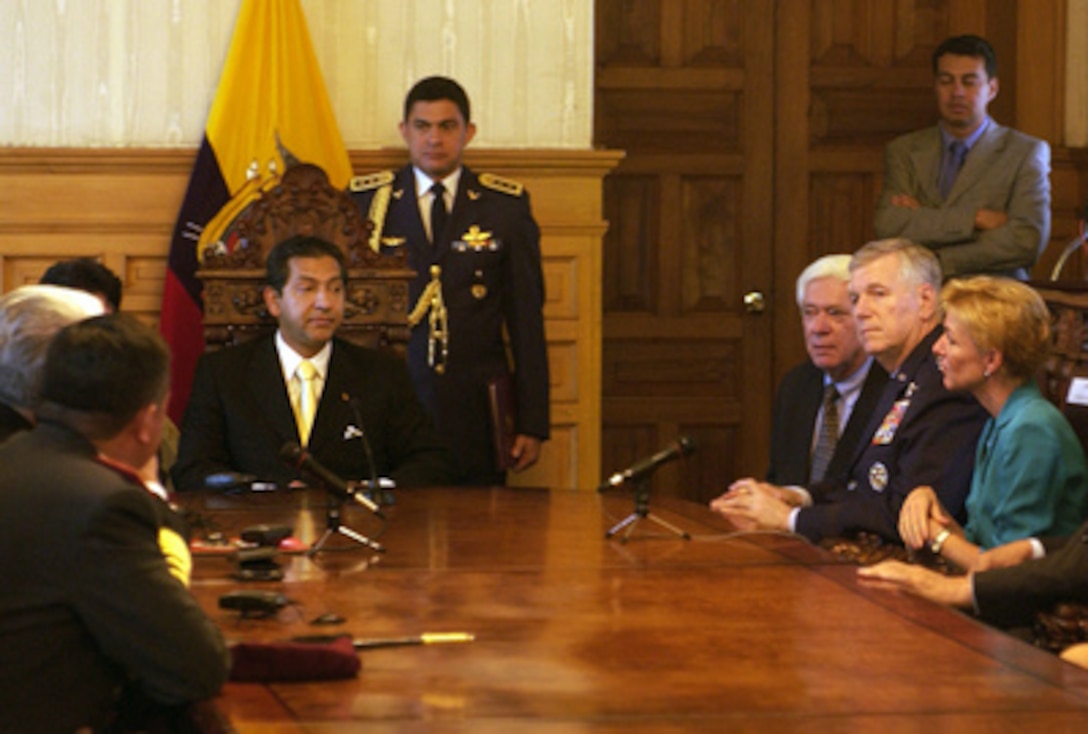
[712, 239, 988, 543]
[0, 315, 228, 731]
[768, 254, 887, 486]
[172, 235, 456, 490]
[0, 284, 105, 443]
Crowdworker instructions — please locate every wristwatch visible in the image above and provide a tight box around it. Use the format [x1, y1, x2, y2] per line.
[929, 528, 952, 555]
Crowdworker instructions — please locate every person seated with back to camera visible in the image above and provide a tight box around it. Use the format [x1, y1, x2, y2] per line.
[0, 284, 106, 443]
[897, 276, 1088, 571]
[0, 314, 228, 731]
[39, 256, 184, 488]
[172, 234, 456, 491]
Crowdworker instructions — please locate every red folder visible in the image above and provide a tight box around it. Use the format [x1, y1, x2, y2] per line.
[487, 374, 518, 471]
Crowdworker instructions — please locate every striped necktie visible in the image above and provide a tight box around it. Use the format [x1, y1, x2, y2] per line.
[810, 384, 840, 483]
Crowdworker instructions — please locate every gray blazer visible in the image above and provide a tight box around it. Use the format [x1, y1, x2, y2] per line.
[873, 121, 1050, 279]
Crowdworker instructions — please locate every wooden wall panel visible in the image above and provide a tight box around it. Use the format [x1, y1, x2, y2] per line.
[0, 147, 618, 492]
[602, 175, 659, 312]
[680, 176, 739, 313]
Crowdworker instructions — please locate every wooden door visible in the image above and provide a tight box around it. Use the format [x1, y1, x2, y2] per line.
[596, 1, 775, 503]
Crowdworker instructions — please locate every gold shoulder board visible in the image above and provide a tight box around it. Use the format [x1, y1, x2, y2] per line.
[478, 173, 524, 197]
[349, 170, 395, 192]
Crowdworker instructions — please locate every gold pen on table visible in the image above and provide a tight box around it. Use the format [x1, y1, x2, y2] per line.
[291, 632, 475, 649]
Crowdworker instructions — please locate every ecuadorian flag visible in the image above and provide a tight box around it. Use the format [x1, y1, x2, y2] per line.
[160, 0, 351, 422]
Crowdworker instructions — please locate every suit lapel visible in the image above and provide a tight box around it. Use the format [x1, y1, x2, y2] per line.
[827, 363, 888, 479]
[246, 338, 299, 447]
[390, 166, 431, 266]
[910, 127, 944, 203]
[797, 365, 823, 449]
[948, 122, 1006, 201]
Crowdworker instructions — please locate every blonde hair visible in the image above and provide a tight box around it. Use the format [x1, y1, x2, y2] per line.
[939, 276, 1050, 381]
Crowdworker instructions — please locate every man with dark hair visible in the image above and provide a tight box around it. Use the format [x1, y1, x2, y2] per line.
[873, 34, 1050, 279]
[172, 235, 455, 490]
[350, 75, 549, 485]
[40, 256, 124, 312]
[0, 315, 228, 731]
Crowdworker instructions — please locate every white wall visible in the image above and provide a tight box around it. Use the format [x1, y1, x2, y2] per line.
[0, 0, 594, 149]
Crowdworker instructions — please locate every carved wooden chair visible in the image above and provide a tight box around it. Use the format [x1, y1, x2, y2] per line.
[197, 162, 414, 353]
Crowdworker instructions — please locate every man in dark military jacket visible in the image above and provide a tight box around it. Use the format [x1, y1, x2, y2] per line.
[351, 76, 549, 485]
[711, 239, 987, 543]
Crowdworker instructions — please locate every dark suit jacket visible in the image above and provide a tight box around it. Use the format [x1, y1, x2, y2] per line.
[0, 400, 32, 444]
[172, 335, 456, 490]
[873, 121, 1050, 279]
[767, 359, 888, 486]
[974, 521, 1088, 629]
[795, 327, 989, 543]
[351, 165, 549, 484]
[0, 422, 228, 731]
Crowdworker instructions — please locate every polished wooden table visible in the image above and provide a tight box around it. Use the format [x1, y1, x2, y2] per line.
[182, 486, 1088, 732]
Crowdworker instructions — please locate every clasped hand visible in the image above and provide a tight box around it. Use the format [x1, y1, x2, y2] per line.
[898, 485, 952, 550]
[709, 478, 797, 532]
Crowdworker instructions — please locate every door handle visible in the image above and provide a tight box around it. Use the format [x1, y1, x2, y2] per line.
[743, 291, 765, 314]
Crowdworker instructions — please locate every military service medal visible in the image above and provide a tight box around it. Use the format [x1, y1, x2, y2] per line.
[868, 462, 889, 492]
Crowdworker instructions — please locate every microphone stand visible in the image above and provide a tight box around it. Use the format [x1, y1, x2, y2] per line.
[604, 475, 691, 544]
[310, 482, 385, 556]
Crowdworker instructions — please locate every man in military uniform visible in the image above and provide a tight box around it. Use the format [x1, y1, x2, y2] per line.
[350, 76, 549, 485]
[711, 239, 987, 543]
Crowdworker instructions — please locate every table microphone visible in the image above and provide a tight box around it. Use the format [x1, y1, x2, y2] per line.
[278, 441, 384, 518]
[342, 392, 382, 498]
[598, 435, 696, 491]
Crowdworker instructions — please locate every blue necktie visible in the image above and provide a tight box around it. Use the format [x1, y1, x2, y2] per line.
[430, 182, 448, 244]
[938, 141, 967, 199]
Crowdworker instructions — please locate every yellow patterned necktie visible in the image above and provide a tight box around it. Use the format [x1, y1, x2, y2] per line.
[294, 359, 320, 446]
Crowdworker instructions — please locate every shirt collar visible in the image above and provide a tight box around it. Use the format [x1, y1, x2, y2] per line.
[940, 116, 990, 153]
[413, 166, 463, 202]
[827, 356, 873, 396]
[274, 331, 332, 382]
[994, 380, 1041, 428]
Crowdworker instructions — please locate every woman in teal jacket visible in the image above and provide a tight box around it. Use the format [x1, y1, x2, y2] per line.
[898, 276, 1088, 570]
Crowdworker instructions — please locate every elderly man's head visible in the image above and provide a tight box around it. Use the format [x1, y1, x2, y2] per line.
[849, 239, 942, 372]
[0, 285, 106, 416]
[795, 255, 867, 381]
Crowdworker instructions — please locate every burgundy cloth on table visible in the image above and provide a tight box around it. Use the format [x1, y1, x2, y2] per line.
[228, 636, 360, 682]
